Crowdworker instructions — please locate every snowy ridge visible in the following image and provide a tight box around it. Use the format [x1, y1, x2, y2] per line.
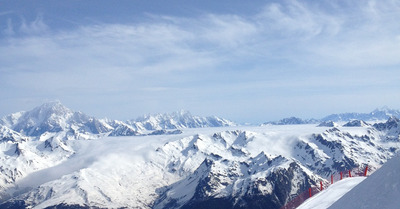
[0, 125, 27, 143]
[343, 120, 370, 127]
[104, 119, 141, 136]
[129, 110, 235, 130]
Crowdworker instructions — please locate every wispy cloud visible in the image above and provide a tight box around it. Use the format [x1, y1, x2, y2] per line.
[3, 18, 15, 35]
[0, 11, 13, 16]
[19, 14, 49, 35]
[0, 0, 399, 122]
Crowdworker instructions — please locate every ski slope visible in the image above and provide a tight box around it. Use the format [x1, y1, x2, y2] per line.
[297, 177, 366, 209]
[299, 153, 400, 209]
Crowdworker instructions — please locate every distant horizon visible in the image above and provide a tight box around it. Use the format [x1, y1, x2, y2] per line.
[1, 100, 398, 125]
[1, 1, 399, 124]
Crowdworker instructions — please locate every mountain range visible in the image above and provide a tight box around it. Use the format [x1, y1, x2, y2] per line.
[264, 106, 400, 125]
[0, 102, 399, 209]
[321, 107, 400, 122]
[0, 101, 235, 141]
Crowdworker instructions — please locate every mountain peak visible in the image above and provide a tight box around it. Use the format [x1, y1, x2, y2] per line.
[388, 116, 400, 123]
[372, 116, 400, 132]
[6, 101, 75, 136]
[34, 101, 71, 114]
[371, 106, 400, 115]
[25, 101, 74, 124]
[372, 106, 392, 112]
[172, 109, 192, 117]
[343, 120, 370, 127]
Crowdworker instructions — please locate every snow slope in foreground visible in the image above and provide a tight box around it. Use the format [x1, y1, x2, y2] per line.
[328, 154, 400, 209]
[297, 177, 366, 209]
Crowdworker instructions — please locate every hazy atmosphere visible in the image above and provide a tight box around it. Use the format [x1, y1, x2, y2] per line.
[1, 0, 399, 123]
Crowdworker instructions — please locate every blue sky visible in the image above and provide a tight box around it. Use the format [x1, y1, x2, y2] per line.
[1, 0, 399, 123]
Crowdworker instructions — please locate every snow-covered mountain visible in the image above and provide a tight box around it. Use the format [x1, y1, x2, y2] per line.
[0, 126, 75, 203]
[343, 120, 370, 127]
[0, 101, 113, 140]
[317, 121, 338, 127]
[0, 102, 237, 207]
[0, 125, 27, 143]
[104, 119, 141, 136]
[263, 117, 319, 125]
[321, 106, 400, 122]
[150, 130, 331, 209]
[154, 155, 322, 209]
[1, 116, 399, 209]
[266, 107, 400, 126]
[0, 103, 400, 209]
[0, 102, 235, 141]
[373, 116, 399, 131]
[129, 110, 235, 130]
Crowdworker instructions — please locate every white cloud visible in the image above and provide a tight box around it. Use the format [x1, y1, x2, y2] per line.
[19, 14, 49, 35]
[197, 14, 258, 48]
[0, 11, 13, 16]
[3, 18, 14, 35]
